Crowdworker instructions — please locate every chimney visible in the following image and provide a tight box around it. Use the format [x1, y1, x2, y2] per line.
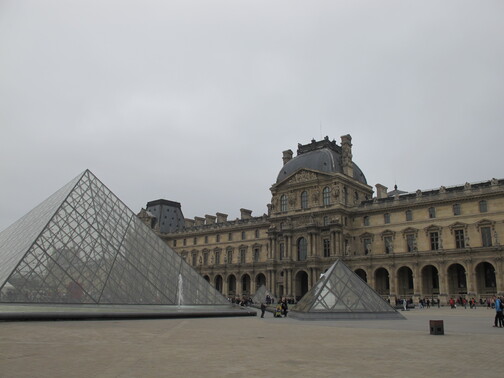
[375, 184, 388, 199]
[340, 134, 353, 177]
[240, 208, 252, 220]
[184, 218, 195, 227]
[216, 212, 228, 223]
[205, 215, 216, 225]
[194, 216, 205, 226]
[282, 149, 293, 165]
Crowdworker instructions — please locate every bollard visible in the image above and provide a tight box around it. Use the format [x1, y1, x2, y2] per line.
[429, 320, 444, 335]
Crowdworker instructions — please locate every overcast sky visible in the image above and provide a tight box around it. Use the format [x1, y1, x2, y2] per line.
[1, 0, 503, 232]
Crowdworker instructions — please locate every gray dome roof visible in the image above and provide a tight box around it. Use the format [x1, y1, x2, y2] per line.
[276, 142, 367, 184]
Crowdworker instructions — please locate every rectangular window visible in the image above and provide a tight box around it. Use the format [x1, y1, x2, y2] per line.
[241, 231, 246, 240]
[406, 234, 416, 252]
[363, 216, 369, 226]
[453, 204, 461, 216]
[455, 229, 465, 249]
[384, 236, 392, 254]
[203, 253, 208, 265]
[215, 251, 220, 265]
[216, 234, 220, 243]
[428, 207, 436, 219]
[384, 213, 390, 224]
[183, 239, 187, 246]
[430, 232, 439, 250]
[301, 192, 308, 209]
[227, 250, 232, 264]
[280, 195, 288, 211]
[481, 227, 492, 247]
[323, 239, 330, 257]
[228, 233, 232, 241]
[254, 248, 259, 262]
[479, 200, 488, 213]
[363, 238, 372, 255]
[405, 210, 412, 221]
[193, 237, 197, 245]
[192, 254, 197, 266]
[240, 249, 246, 263]
[173, 240, 177, 247]
[255, 229, 260, 238]
[279, 243, 285, 259]
[204, 236, 208, 244]
[323, 187, 331, 206]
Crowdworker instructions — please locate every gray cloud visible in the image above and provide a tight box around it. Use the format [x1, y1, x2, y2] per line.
[1, 0, 503, 230]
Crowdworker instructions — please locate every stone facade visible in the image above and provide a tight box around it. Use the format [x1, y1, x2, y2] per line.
[140, 136, 504, 305]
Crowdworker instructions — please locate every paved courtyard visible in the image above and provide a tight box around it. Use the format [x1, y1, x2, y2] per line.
[0, 306, 501, 378]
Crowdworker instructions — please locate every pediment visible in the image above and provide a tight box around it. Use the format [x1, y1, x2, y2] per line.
[449, 221, 468, 231]
[274, 168, 331, 188]
[476, 219, 495, 230]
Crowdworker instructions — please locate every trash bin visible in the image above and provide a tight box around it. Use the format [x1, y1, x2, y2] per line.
[430, 320, 444, 335]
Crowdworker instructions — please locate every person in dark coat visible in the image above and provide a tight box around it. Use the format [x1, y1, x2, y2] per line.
[281, 299, 288, 317]
[260, 303, 266, 318]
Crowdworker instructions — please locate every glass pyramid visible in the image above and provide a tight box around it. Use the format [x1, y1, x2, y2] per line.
[0, 170, 229, 306]
[292, 260, 404, 319]
[252, 285, 276, 304]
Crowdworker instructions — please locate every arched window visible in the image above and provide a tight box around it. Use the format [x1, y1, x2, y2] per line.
[280, 195, 288, 212]
[297, 237, 307, 261]
[301, 191, 308, 209]
[323, 187, 331, 206]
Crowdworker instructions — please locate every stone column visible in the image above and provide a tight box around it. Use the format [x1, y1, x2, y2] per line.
[236, 277, 242, 298]
[494, 256, 503, 296]
[465, 260, 476, 297]
[271, 270, 277, 297]
[223, 275, 229, 298]
[367, 267, 375, 288]
[412, 263, 421, 304]
[388, 266, 397, 299]
[287, 269, 293, 297]
[285, 269, 289, 297]
[438, 262, 449, 305]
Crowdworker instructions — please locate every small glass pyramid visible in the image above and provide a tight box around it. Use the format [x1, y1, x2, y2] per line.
[291, 260, 404, 320]
[252, 285, 276, 304]
[0, 170, 229, 306]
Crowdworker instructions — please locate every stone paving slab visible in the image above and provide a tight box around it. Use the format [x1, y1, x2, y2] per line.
[0, 307, 501, 378]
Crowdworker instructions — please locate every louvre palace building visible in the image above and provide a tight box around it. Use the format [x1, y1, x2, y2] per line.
[139, 135, 504, 305]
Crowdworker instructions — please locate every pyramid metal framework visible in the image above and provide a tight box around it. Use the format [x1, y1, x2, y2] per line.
[291, 260, 404, 320]
[252, 285, 276, 304]
[0, 170, 229, 306]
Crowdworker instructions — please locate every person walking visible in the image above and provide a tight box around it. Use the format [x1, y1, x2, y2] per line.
[494, 296, 503, 328]
[260, 302, 266, 318]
